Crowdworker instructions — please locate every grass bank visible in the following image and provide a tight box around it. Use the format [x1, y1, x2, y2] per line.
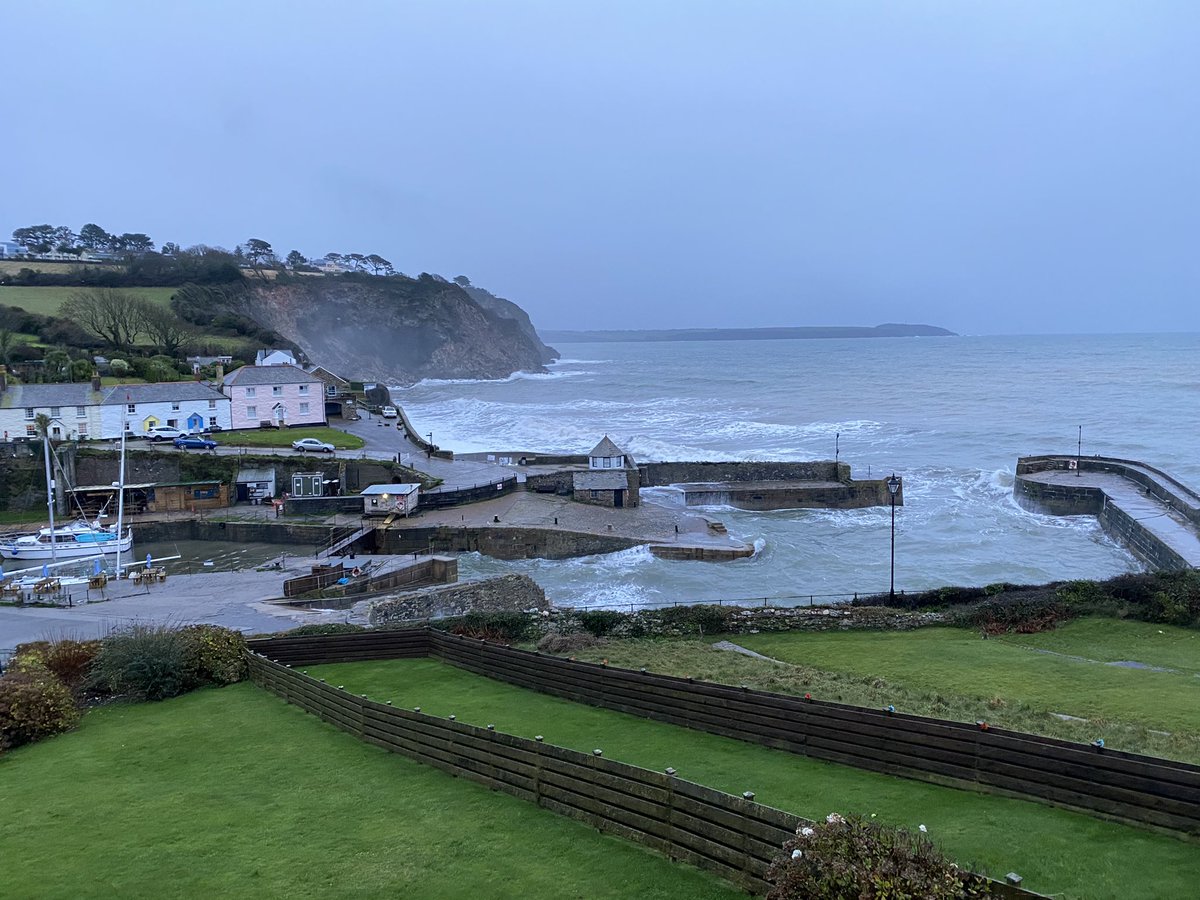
[0, 683, 739, 900]
[307, 657, 1200, 900]
[563, 619, 1200, 762]
[214, 426, 365, 450]
[0, 285, 176, 316]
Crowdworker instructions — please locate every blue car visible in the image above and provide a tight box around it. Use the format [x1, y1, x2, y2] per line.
[173, 435, 217, 451]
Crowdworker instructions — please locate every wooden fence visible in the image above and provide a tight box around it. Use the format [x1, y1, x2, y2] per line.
[247, 652, 802, 893]
[246, 628, 1200, 840]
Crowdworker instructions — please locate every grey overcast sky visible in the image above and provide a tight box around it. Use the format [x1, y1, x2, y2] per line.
[4, 1, 1198, 334]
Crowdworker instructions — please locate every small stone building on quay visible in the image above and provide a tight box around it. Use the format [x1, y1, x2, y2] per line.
[572, 436, 640, 508]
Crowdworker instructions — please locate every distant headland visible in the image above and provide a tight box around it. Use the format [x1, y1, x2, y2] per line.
[539, 323, 957, 343]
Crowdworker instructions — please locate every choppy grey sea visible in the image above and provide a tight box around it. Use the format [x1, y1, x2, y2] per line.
[389, 333, 1199, 610]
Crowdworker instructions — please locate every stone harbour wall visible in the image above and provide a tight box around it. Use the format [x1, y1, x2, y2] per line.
[640, 460, 850, 487]
[370, 574, 548, 626]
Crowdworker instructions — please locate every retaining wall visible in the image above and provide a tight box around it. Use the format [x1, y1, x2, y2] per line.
[369, 525, 641, 560]
[369, 573, 547, 625]
[247, 629, 1200, 840]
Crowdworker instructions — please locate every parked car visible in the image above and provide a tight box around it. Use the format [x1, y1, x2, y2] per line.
[174, 435, 217, 451]
[146, 426, 189, 442]
[201, 424, 223, 433]
[292, 437, 335, 454]
[381, 406, 398, 418]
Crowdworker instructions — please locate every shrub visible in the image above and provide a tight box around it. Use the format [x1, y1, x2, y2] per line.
[0, 662, 80, 752]
[653, 604, 732, 635]
[766, 814, 988, 899]
[181, 625, 247, 685]
[537, 631, 599, 654]
[578, 610, 624, 637]
[282, 623, 367, 637]
[12, 638, 101, 693]
[90, 624, 196, 701]
[948, 592, 1074, 634]
[443, 612, 531, 642]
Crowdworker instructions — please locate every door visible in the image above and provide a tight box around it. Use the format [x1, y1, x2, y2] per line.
[614, 489, 625, 508]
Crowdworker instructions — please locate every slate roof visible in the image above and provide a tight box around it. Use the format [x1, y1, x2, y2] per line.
[103, 382, 227, 404]
[223, 364, 323, 387]
[0, 383, 105, 409]
[236, 468, 276, 483]
[0, 380, 227, 409]
[588, 435, 626, 459]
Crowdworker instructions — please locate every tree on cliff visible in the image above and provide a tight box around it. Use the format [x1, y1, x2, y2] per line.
[11, 225, 57, 254]
[285, 250, 307, 270]
[239, 238, 276, 278]
[364, 254, 394, 275]
[453, 275, 471, 286]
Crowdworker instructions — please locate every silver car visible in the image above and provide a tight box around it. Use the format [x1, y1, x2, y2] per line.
[292, 437, 335, 454]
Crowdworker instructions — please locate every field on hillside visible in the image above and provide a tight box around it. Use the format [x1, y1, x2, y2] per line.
[307, 656, 1200, 900]
[569, 618, 1200, 762]
[0, 285, 177, 316]
[0, 684, 738, 900]
[0, 260, 101, 276]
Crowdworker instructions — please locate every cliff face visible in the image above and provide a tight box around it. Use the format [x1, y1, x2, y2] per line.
[236, 275, 556, 385]
[457, 281, 560, 364]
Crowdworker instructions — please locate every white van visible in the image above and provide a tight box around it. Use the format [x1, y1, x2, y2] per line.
[146, 425, 190, 442]
[381, 406, 398, 419]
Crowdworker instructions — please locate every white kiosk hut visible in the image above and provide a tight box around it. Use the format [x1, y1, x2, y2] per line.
[361, 483, 420, 517]
[572, 435, 640, 508]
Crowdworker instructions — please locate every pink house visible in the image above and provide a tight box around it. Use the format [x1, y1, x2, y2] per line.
[221, 364, 327, 430]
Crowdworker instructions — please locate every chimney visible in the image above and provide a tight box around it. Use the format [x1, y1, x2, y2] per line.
[91, 372, 102, 392]
[215, 363, 225, 381]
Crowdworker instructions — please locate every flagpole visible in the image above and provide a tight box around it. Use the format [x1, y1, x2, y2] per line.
[116, 401, 127, 575]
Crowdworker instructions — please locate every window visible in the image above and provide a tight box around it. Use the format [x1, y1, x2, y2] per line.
[25, 424, 36, 437]
[327, 384, 337, 396]
[272, 385, 283, 396]
[246, 405, 257, 419]
[78, 423, 88, 436]
[171, 401, 180, 411]
[245, 387, 256, 398]
[298, 402, 310, 415]
[24, 408, 34, 420]
[167, 419, 178, 428]
[208, 399, 217, 409]
[208, 417, 217, 427]
[50, 406, 61, 417]
[590, 490, 599, 499]
[602, 457, 612, 468]
[127, 403, 136, 414]
[76, 406, 87, 418]
[298, 384, 309, 395]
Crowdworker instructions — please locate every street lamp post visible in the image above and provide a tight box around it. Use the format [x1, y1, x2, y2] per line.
[1076, 425, 1082, 477]
[887, 473, 901, 599]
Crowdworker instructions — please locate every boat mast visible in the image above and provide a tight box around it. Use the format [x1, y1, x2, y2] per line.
[115, 402, 127, 575]
[42, 430, 58, 566]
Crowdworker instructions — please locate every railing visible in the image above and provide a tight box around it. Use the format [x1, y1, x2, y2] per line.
[419, 475, 519, 509]
[564, 591, 878, 614]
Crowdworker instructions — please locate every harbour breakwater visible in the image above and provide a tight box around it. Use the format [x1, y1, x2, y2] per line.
[1014, 456, 1200, 572]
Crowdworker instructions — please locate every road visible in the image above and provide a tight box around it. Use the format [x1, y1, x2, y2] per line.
[105, 416, 518, 492]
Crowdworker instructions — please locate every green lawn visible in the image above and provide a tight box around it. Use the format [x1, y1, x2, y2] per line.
[0, 684, 739, 900]
[214, 426, 365, 450]
[0, 285, 176, 316]
[307, 657, 1200, 900]
[723, 619, 1200, 736]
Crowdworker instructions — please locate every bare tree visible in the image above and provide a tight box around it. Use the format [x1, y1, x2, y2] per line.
[140, 304, 192, 356]
[59, 289, 150, 351]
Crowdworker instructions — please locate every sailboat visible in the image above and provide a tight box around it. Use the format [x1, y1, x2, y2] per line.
[0, 421, 133, 562]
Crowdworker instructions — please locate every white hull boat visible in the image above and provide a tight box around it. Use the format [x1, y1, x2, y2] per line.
[0, 519, 134, 561]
